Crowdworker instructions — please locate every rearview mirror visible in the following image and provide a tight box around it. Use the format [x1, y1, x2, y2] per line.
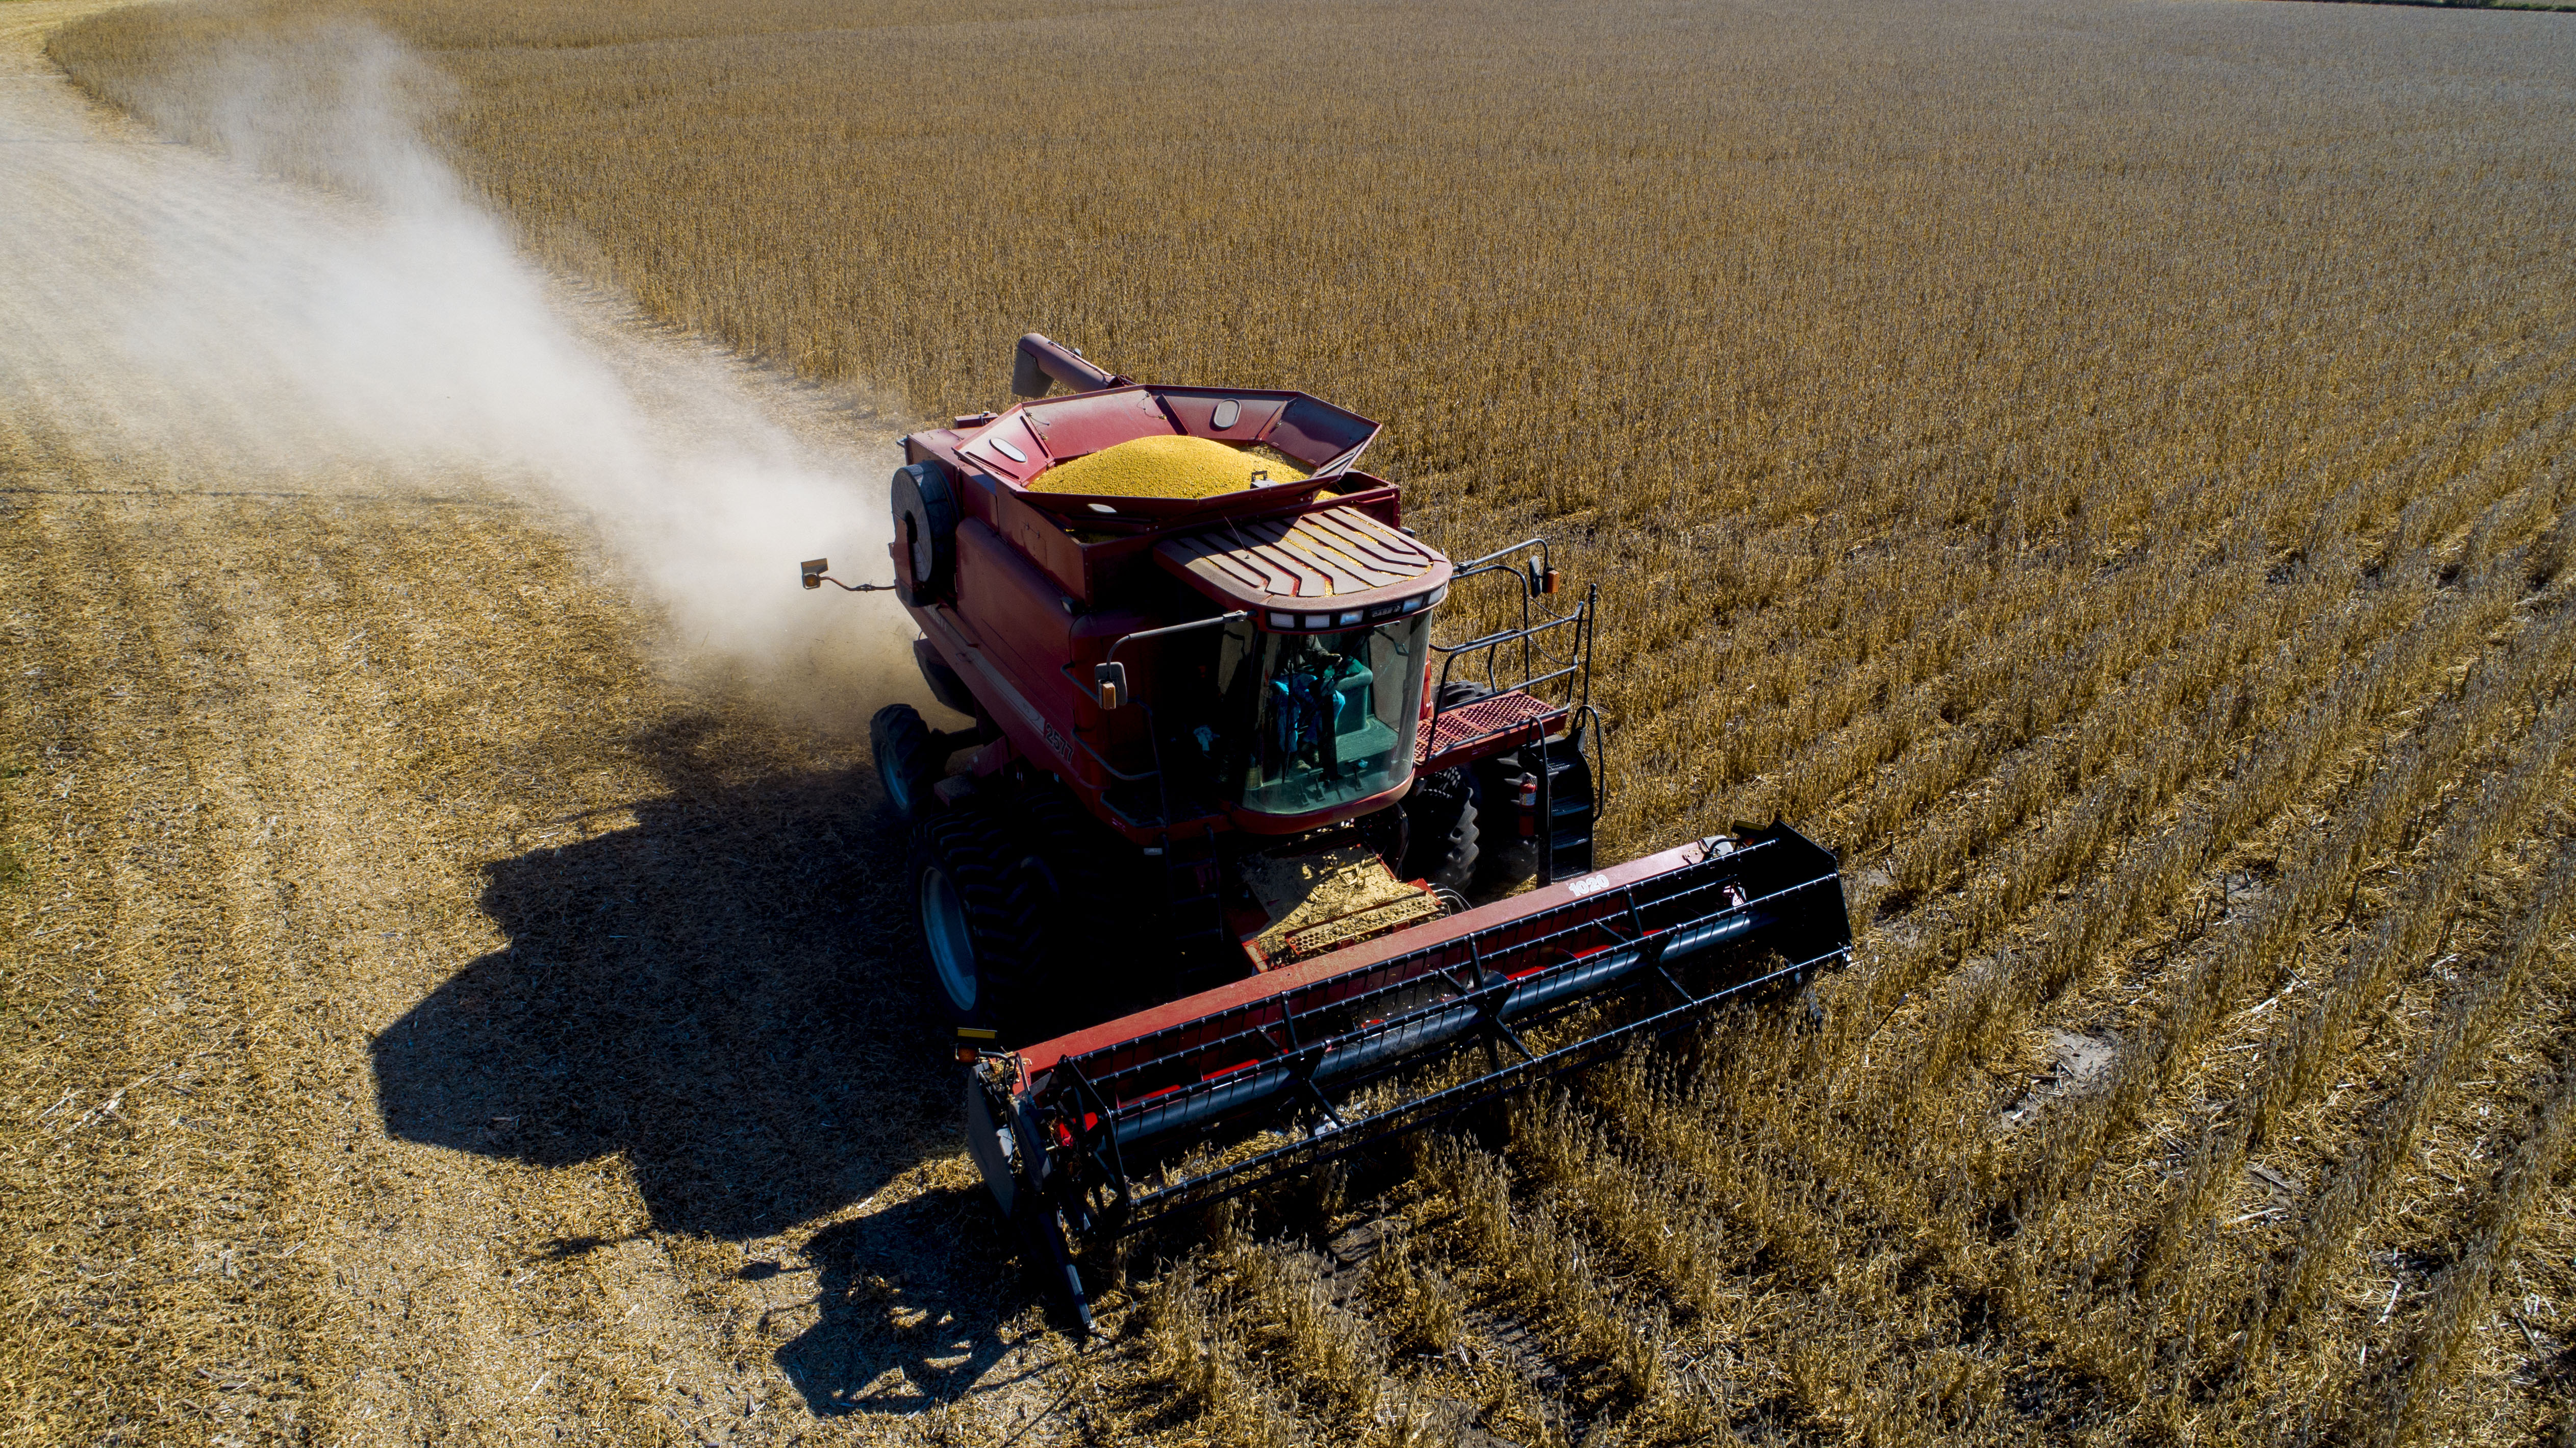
[1094, 661, 1130, 709]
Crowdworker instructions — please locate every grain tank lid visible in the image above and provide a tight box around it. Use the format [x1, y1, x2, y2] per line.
[1155, 506, 1454, 619]
[951, 383, 1381, 518]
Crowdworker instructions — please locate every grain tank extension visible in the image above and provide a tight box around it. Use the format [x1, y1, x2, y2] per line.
[804, 334, 1853, 1329]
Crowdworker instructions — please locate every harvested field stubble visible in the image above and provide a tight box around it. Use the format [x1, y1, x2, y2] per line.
[20, 0, 2576, 1442]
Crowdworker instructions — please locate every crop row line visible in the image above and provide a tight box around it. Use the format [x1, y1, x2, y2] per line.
[1506, 1085, 1734, 1322]
[1954, 627, 2574, 1388]
[2127, 689, 2576, 1322]
[1867, 503, 2571, 1143]
[1764, 541, 2235, 845]
[2247, 834, 2576, 1372]
[1140, 1264, 1310, 1448]
[1748, 332, 2576, 825]
[1611, 335, 2576, 853]
[1923, 527, 2563, 1103]
[1568, 1033, 2037, 1437]
[1873, 391, 2576, 921]
[2018, 570, 2576, 1219]
[1581, 1036, 1926, 1311]
[2354, 1057, 2576, 1448]
[1689, 526, 2576, 1376]
[1410, 1137, 1687, 1417]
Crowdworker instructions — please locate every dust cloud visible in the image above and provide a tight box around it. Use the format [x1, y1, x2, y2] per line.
[1, 21, 920, 723]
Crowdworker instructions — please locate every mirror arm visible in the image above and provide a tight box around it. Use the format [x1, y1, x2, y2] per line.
[1105, 610, 1251, 666]
[1092, 611, 1248, 709]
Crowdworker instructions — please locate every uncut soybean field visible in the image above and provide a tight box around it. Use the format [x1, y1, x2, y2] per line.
[11, 0, 2576, 1444]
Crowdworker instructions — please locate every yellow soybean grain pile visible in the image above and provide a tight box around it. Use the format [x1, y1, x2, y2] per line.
[1030, 433, 1308, 498]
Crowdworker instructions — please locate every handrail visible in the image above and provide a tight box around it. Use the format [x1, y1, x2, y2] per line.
[1430, 659, 1582, 715]
[1444, 557, 1540, 673]
[1421, 569, 1594, 761]
[1417, 531, 1596, 761]
[1455, 537, 1553, 575]
[1425, 610, 1582, 659]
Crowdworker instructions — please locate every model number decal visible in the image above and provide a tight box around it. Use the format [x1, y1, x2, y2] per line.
[989, 660, 1074, 768]
[1565, 873, 1613, 897]
[927, 614, 1078, 771]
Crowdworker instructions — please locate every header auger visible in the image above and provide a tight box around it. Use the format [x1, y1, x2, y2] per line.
[810, 333, 1853, 1329]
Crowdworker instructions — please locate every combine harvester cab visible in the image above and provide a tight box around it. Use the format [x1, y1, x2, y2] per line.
[807, 334, 1853, 1328]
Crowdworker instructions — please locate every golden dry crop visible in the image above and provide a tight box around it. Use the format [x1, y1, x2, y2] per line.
[1032, 434, 1307, 500]
[13, 0, 2576, 1445]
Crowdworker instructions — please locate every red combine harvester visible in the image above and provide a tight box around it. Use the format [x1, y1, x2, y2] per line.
[804, 335, 1852, 1327]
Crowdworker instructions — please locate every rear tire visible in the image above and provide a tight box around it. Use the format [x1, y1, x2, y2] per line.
[872, 703, 939, 822]
[1399, 766, 1480, 892]
[1425, 679, 1524, 892]
[912, 806, 1044, 1040]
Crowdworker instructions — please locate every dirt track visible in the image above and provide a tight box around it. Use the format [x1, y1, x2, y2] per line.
[0, 6, 1075, 1442]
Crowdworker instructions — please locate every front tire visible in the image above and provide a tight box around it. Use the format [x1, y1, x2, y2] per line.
[912, 806, 1044, 1038]
[1399, 766, 1480, 892]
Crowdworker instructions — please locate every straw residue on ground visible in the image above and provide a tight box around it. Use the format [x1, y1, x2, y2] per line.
[22, 0, 2576, 1444]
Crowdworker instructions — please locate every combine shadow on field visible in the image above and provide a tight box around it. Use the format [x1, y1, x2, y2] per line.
[371, 713, 956, 1239]
[770, 1188, 1064, 1417]
[373, 711, 1070, 1415]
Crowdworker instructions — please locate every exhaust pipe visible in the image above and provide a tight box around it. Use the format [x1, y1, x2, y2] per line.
[1012, 332, 1118, 397]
